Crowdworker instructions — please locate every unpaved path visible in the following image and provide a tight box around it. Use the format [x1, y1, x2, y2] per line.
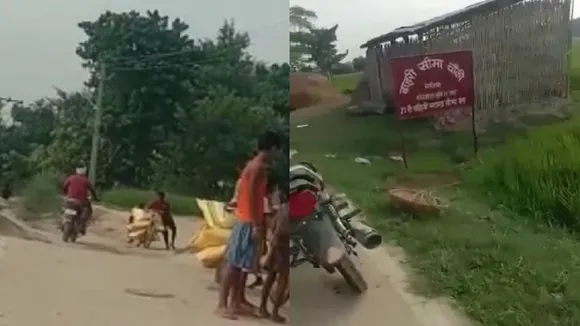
[0, 206, 281, 326]
[289, 109, 472, 326]
[0, 200, 470, 326]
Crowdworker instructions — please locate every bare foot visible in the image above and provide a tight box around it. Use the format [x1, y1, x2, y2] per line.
[241, 299, 258, 311]
[271, 313, 287, 324]
[215, 307, 238, 320]
[235, 300, 258, 316]
[256, 307, 271, 318]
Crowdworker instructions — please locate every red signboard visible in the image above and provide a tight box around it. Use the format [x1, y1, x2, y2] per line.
[387, 50, 475, 120]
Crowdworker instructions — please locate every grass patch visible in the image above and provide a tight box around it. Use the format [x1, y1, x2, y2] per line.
[382, 191, 580, 326]
[290, 98, 580, 324]
[101, 188, 200, 216]
[465, 116, 580, 232]
[19, 173, 61, 220]
[331, 72, 361, 93]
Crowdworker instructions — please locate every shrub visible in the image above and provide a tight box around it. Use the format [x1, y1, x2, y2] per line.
[465, 117, 580, 231]
[101, 188, 200, 216]
[19, 173, 61, 219]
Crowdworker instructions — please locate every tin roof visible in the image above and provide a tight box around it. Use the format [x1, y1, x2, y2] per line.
[360, 0, 524, 48]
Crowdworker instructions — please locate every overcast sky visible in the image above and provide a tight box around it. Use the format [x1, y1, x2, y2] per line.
[0, 0, 288, 103]
[1, 0, 578, 104]
[291, 0, 580, 60]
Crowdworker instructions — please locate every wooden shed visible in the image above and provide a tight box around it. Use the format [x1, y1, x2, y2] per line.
[355, 0, 572, 117]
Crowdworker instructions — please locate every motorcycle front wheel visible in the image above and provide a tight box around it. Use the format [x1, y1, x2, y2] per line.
[336, 255, 368, 293]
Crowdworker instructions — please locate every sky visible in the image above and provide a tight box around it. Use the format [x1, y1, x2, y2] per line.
[291, 0, 580, 60]
[1, 0, 578, 104]
[0, 0, 288, 104]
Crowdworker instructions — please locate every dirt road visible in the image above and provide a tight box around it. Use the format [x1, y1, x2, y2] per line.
[0, 204, 470, 326]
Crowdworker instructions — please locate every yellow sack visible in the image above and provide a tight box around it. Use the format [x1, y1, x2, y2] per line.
[131, 208, 152, 223]
[188, 223, 231, 253]
[126, 220, 152, 231]
[196, 198, 236, 229]
[128, 227, 160, 242]
[195, 245, 227, 268]
[128, 229, 147, 239]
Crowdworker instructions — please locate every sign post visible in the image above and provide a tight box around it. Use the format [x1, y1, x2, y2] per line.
[387, 50, 476, 163]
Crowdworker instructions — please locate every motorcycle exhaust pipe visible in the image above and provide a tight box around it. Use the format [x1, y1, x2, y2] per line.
[350, 220, 382, 250]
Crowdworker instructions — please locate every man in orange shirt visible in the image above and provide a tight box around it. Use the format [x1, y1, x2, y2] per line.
[216, 131, 281, 320]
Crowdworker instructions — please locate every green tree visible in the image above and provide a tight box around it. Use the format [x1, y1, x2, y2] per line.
[75, 10, 200, 186]
[0, 99, 57, 185]
[290, 6, 317, 31]
[301, 24, 349, 79]
[289, 6, 317, 71]
[3, 10, 289, 201]
[41, 90, 94, 178]
[151, 87, 284, 197]
[352, 56, 366, 72]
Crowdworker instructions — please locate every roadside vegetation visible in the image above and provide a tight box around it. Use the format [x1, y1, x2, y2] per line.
[290, 45, 580, 326]
[330, 72, 362, 94]
[0, 11, 289, 216]
[101, 188, 200, 216]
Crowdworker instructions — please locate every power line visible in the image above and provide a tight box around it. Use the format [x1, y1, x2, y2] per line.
[107, 44, 249, 70]
[107, 51, 255, 71]
[85, 19, 288, 184]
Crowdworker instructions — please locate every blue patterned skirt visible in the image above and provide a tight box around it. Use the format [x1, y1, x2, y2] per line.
[226, 221, 256, 271]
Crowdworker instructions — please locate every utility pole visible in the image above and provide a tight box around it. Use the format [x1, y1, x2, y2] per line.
[88, 61, 106, 186]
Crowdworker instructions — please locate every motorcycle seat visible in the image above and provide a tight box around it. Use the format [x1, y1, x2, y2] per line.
[63, 197, 82, 209]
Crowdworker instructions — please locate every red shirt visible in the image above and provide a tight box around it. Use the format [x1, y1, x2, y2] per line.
[64, 175, 91, 203]
[147, 199, 170, 216]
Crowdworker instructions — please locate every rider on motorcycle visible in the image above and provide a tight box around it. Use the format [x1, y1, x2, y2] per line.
[63, 167, 98, 235]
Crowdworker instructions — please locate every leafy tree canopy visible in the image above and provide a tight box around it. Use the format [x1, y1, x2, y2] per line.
[0, 10, 289, 200]
[289, 8, 348, 75]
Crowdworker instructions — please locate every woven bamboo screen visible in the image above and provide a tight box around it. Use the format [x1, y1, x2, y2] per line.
[363, 0, 571, 119]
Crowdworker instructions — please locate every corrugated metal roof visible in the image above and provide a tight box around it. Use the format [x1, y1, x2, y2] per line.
[360, 0, 524, 48]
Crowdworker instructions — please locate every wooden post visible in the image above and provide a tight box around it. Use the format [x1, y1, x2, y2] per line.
[471, 105, 478, 155]
[399, 121, 408, 168]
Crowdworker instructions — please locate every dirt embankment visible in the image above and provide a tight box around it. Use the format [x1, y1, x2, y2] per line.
[290, 73, 350, 122]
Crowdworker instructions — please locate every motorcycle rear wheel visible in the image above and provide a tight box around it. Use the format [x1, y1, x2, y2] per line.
[336, 255, 368, 293]
[62, 220, 77, 243]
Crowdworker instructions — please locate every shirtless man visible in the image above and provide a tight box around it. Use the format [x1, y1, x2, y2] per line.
[258, 202, 289, 323]
[147, 191, 176, 250]
[216, 131, 280, 320]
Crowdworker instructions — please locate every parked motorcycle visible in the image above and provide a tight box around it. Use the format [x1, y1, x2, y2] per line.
[60, 198, 83, 243]
[289, 163, 383, 293]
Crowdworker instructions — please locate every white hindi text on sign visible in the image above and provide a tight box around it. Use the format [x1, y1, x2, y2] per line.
[417, 57, 444, 71]
[399, 97, 467, 115]
[446, 62, 465, 82]
[416, 89, 458, 101]
[399, 69, 417, 94]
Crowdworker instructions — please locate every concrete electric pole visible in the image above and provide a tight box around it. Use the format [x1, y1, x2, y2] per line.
[88, 61, 106, 186]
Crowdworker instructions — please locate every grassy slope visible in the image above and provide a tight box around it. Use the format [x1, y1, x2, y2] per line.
[331, 72, 362, 93]
[291, 48, 580, 325]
